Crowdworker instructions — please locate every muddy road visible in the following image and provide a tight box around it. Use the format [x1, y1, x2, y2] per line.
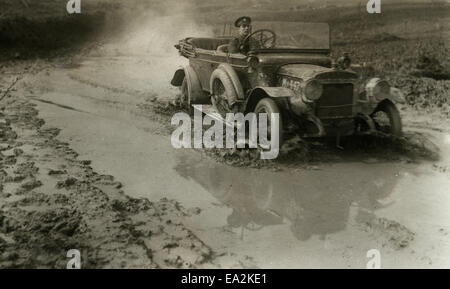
[0, 52, 445, 268]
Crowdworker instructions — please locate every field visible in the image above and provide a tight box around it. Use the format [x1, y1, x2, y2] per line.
[1, 0, 449, 116]
[198, 1, 450, 117]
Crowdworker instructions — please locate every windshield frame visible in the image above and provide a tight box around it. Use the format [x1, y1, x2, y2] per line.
[248, 21, 331, 51]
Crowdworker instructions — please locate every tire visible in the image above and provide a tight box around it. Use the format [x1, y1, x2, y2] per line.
[255, 98, 284, 147]
[211, 69, 238, 116]
[371, 100, 402, 137]
[180, 78, 194, 115]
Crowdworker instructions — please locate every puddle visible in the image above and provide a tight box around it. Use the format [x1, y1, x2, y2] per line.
[174, 152, 405, 241]
[28, 60, 450, 268]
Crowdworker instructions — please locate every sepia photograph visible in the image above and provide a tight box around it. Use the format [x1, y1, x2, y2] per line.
[0, 0, 449, 274]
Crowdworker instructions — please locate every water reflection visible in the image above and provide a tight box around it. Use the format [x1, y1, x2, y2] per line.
[174, 152, 402, 241]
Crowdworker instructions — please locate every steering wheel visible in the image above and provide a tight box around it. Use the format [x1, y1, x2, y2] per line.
[243, 29, 277, 49]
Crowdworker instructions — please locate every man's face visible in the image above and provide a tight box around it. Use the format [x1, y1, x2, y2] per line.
[238, 24, 250, 37]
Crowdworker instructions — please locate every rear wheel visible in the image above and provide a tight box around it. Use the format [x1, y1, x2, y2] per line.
[211, 69, 238, 117]
[255, 98, 284, 147]
[180, 78, 194, 115]
[371, 100, 402, 136]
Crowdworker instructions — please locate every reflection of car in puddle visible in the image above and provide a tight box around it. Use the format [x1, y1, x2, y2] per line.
[174, 152, 402, 241]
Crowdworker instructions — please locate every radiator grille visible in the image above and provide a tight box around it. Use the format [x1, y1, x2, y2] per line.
[317, 83, 354, 118]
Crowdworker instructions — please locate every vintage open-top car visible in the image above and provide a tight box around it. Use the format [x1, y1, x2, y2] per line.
[170, 21, 404, 145]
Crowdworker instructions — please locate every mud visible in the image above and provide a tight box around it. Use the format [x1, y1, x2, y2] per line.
[0, 80, 233, 268]
[142, 94, 440, 169]
[0, 53, 447, 268]
[1, 0, 449, 269]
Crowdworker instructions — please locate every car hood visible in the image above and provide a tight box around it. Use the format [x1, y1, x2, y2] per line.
[256, 53, 332, 67]
[278, 64, 358, 80]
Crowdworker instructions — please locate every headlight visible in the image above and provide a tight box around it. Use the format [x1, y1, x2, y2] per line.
[304, 80, 323, 101]
[366, 78, 390, 101]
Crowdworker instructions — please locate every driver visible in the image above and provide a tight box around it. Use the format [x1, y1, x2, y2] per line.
[229, 16, 252, 54]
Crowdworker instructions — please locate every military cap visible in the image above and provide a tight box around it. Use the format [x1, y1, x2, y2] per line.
[234, 16, 251, 27]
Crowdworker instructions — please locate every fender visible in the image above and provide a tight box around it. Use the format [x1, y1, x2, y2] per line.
[245, 86, 295, 112]
[172, 66, 209, 104]
[212, 63, 245, 100]
[373, 88, 405, 105]
[388, 87, 406, 104]
[365, 78, 405, 104]
[170, 67, 185, 86]
[251, 87, 295, 98]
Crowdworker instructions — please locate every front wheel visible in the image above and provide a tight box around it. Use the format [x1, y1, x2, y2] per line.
[254, 98, 284, 147]
[371, 100, 402, 137]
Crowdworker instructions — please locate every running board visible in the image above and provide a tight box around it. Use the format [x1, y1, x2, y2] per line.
[193, 104, 242, 130]
[192, 104, 253, 148]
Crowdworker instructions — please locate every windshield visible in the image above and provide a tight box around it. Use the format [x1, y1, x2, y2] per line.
[251, 22, 330, 50]
[215, 21, 330, 50]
